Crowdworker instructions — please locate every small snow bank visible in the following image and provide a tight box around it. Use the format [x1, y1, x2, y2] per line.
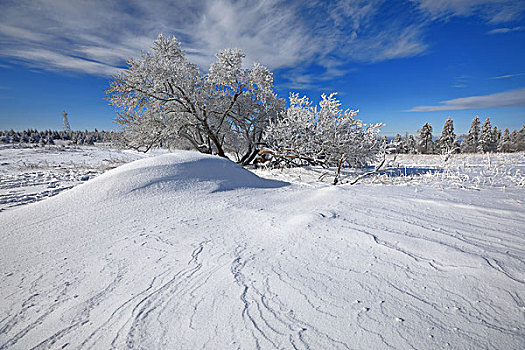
[65, 151, 288, 201]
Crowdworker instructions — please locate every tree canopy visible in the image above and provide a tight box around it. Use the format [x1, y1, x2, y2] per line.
[106, 34, 283, 165]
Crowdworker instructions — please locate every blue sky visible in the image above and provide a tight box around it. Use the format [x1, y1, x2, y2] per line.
[0, 0, 524, 136]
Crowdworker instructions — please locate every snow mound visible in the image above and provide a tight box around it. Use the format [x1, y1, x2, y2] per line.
[61, 151, 288, 201]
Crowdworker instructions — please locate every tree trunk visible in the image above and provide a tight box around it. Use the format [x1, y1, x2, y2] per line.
[240, 148, 259, 166]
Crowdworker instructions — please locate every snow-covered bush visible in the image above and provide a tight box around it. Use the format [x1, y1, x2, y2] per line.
[264, 93, 383, 168]
[106, 34, 283, 164]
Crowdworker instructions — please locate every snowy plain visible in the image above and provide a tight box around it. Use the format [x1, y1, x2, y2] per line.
[0, 146, 524, 349]
[0, 144, 147, 212]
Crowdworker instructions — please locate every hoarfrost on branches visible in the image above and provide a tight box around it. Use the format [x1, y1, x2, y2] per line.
[264, 93, 383, 168]
[437, 117, 457, 154]
[478, 117, 494, 153]
[106, 34, 283, 164]
[417, 122, 434, 154]
[462, 116, 480, 153]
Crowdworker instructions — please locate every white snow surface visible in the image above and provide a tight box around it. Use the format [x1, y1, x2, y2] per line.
[0, 144, 149, 212]
[1, 151, 524, 349]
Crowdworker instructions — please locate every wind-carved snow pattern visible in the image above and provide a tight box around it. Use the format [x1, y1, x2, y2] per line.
[0, 150, 524, 349]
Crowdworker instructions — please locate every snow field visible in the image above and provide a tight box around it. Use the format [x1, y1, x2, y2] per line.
[253, 152, 525, 190]
[0, 144, 148, 211]
[1, 151, 524, 349]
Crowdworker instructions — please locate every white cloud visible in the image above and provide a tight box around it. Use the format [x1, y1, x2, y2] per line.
[453, 75, 470, 88]
[491, 73, 525, 79]
[0, 0, 522, 81]
[1, 47, 122, 76]
[487, 26, 525, 34]
[0, 0, 431, 79]
[407, 88, 525, 112]
[410, 0, 525, 23]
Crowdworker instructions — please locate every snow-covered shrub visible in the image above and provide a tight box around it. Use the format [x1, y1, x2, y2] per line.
[264, 93, 383, 168]
[107, 34, 283, 164]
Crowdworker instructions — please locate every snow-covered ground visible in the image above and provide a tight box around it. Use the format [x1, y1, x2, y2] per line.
[253, 152, 525, 190]
[0, 148, 524, 349]
[0, 144, 148, 212]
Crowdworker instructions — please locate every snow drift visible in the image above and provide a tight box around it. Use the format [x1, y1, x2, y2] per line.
[50, 151, 288, 200]
[1, 151, 524, 349]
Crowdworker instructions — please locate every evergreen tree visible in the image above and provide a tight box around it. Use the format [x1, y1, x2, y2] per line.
[463, 116, 480, 153]
[517, 124, 525, 151]
[453, 137, 460, 154]
[478, 117, 493, 153]
[401, 132, 410, 154]
[498, 128, 512, 152]
[492, 126, 501, 152]
[394, 134, 404, 154]
[438, 117, 456, 154]
[418, 122, 434, 154]
[406, 135, 416, 154]
[510, 130, 519, 152]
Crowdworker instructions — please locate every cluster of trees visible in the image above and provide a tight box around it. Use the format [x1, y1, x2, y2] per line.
[392, 117, 525, 155]
[106, 34, 383, 168]
[0, 129, 115, 146]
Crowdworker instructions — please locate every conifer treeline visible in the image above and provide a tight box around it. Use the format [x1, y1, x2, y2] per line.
[392, 116, 525, 154]
[0, 129, 116, 146]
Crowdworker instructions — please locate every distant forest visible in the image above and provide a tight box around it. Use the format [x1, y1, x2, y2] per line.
[0, 129, 115, 146]
[390, 116, 525, 154]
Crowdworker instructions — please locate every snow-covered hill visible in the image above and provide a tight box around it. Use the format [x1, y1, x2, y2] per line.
[1, 151, 524, 349]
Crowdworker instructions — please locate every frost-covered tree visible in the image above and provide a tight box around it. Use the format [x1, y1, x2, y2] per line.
[492, 126, 501, 152]
[402, 132, 411, 154]
[498, 128, 512, 152]
[406, 134, 417, 154]
[29, 132, 40, 143]
[437, 117, 456, 154]
[478, 117, 493, 153]
[517, 124, 525, 152]
[393, 134, 404, 154]
[463, 116, 480, 153]
[38, 136, 47, 147]
[264, 93, 383, 167]
[510, 129, 519, 152]
[418, 122, 434, 154]
[107, 34, 283, 164]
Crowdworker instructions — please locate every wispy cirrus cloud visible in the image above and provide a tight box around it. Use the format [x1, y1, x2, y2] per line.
[1, 47, 122, 76]
[453, 75, 470, 88]
[410, 0, 525, 23]
[0, 1, 429, 76]
[0, 0, 523, 86]
[491, 73, 525, 79]
[407, 87, 525, 112]
[487, 26, 525, 34]
[0, 0, 433, 92]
